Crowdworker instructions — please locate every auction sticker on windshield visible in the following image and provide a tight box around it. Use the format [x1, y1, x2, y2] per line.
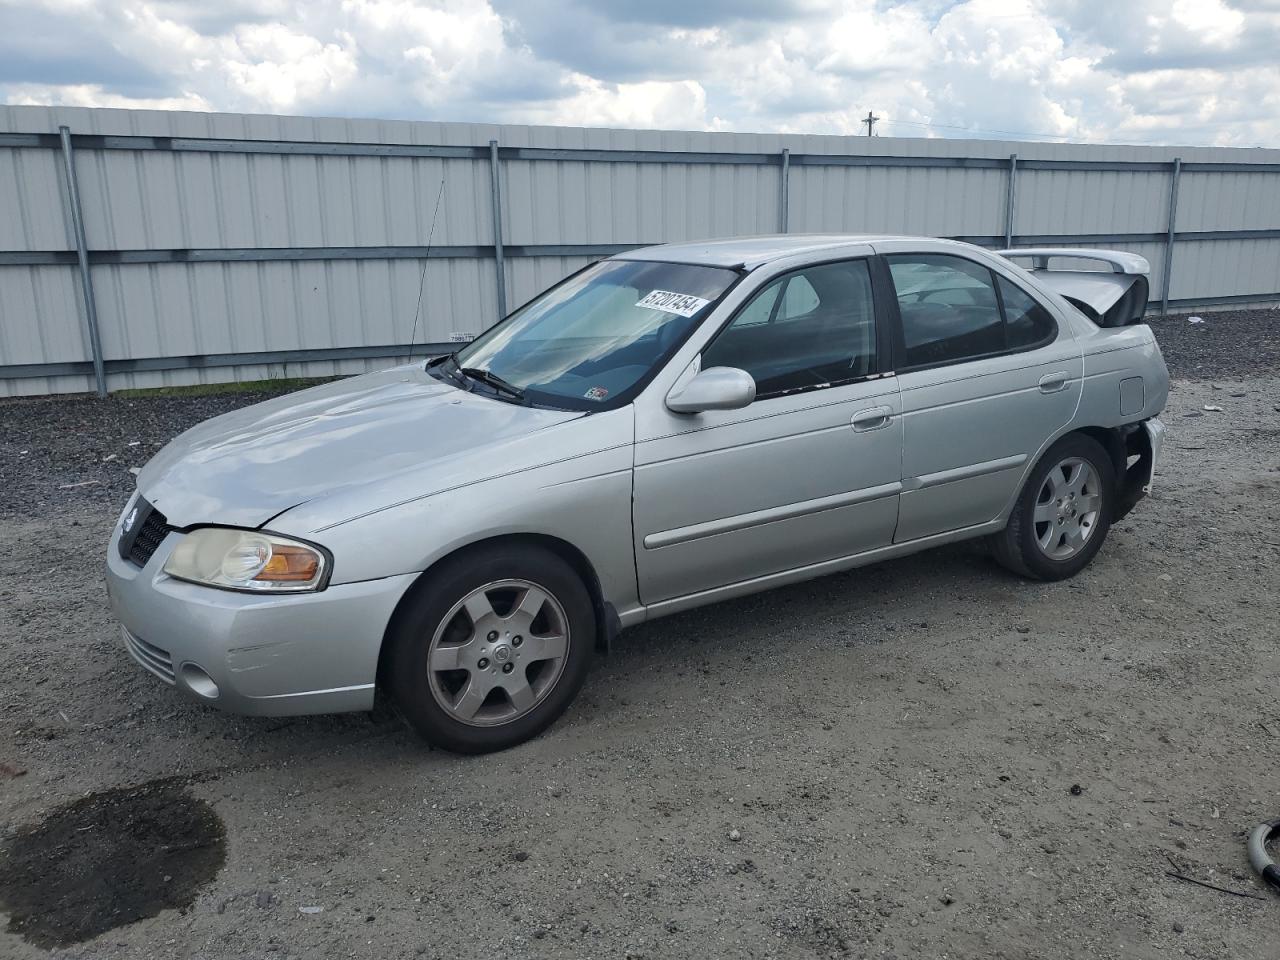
[635, 289, 711, 318]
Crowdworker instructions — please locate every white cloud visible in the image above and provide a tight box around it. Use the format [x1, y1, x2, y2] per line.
[2, 0, 1278, 147]
[1155, 0, 1246, 51]
[220, 24, 359, 109]
[3, 82, 211, 111]
[541, 76, 712, 129]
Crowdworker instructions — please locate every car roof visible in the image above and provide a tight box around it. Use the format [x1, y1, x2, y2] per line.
[612, 234, 938, 270]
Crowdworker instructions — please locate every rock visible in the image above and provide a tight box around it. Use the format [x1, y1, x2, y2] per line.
[255, 891, 275, 908]
[512, 851, 529, 862]
[1069, 784, 1083, 796]
[728, 829, 742, 842]
[1173, 922, 1185, 933]
[298, 905, 323, 915]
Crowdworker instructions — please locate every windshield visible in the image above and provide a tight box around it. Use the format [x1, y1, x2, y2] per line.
[450, 259, 738, 409]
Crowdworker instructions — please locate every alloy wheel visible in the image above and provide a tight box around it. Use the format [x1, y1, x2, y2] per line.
[1033, 456, 1102, 560]
[426, 579, 570, 727]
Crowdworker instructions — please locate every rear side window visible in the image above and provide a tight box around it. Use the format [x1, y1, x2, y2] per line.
[887, 254, 1058, 368]
[887, 255, 1003, 367]
[703, 259, 877, 397]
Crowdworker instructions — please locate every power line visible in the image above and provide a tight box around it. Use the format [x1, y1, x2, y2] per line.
[880, 118, 1075, 141]
[876, 116, 1275, 148]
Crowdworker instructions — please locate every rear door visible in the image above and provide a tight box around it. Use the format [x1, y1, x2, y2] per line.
[875, 244, 1083, 543]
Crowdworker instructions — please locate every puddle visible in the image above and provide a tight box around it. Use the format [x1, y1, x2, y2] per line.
[0, 778, 225, 949]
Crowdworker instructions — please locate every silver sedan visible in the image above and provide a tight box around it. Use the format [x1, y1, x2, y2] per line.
[106, 235, 1169, 753]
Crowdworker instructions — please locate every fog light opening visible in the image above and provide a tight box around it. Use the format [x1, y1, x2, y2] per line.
[179, 662, 220, 700]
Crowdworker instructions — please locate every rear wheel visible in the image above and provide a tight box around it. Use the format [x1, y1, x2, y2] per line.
[991, 433, 1116, 581]
[385, 543, 595, 754]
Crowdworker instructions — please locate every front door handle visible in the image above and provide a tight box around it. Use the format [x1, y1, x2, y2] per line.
[1038, 372, 1070, 394]
[851, 406, 893, 431]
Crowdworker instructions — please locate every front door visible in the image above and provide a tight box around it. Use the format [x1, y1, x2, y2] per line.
[632, 257, 903, 604]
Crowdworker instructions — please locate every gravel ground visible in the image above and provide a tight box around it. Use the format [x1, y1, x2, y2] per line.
[1149, 308, 1280, 381]
[0, 388, 319, 520]
[2, 314, 1279, 959]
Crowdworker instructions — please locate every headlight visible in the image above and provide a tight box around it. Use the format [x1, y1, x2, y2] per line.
[162, 528, 329, 593]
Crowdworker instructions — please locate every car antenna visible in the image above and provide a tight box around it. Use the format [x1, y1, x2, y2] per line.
[406, 176, 447, 363]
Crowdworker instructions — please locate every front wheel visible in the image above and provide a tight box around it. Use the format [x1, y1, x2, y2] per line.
[385, 543, 595, 754]
[991, 433, 1116, 581]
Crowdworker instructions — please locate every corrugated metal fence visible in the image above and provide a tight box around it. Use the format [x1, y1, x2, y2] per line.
[2, 104, 1278, 396]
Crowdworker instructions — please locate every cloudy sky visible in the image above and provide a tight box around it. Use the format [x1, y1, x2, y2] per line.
[2, 0, 1277, 146]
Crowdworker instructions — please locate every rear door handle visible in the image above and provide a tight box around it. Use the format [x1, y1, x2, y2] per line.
[1038, 372, 1070, 394]
[851, 406, 893, 431]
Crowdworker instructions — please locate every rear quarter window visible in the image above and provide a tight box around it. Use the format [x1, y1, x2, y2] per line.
[997, 275, 1057, 349]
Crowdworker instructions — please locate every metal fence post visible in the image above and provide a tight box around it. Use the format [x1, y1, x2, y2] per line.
[780, 148, 790, 233]
[1003, 153, 1019, 248]
[57, 125, 107, 397]
[1161, 157, 1182, 316]
[488, 139, 508, 320]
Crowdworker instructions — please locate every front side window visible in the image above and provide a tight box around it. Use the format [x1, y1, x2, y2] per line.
[887, 254, 1059, 368]
[450, 259, 737, 410]
[702, 259, 877, 398]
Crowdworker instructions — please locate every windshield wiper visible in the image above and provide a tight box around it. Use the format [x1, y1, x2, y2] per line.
[460, 366, 527, 403]
[427, 352, 467, 387]
[430, 350, 481, 391]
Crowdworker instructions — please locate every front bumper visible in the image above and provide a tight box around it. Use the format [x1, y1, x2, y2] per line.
[105, 523, 416, 716]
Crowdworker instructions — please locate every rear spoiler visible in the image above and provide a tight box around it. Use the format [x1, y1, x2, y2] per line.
[997, 248, 1150, 328]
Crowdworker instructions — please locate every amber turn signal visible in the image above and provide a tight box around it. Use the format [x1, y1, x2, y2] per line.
[256, 544, 321, 582]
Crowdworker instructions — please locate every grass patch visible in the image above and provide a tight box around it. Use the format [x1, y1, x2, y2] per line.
[114, 377, 338, 398]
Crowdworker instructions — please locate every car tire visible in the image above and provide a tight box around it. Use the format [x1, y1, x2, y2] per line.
[384, 542, 595, 754]
[990, 433, 1116, 582]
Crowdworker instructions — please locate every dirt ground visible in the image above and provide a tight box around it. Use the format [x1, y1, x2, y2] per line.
[2, 316, 1279, 959]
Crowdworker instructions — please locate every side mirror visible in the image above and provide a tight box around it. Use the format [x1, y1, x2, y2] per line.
[666, 366, 756, 414]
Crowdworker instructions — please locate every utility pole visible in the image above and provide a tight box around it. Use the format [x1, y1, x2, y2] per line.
[862, 111, 880, 137]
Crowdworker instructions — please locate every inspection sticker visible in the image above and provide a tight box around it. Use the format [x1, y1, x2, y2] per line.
[584, 386, 610, 401]
[635, 289, 711, 318]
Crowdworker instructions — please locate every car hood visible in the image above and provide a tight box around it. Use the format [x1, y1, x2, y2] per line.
[137, 365, 583, 530]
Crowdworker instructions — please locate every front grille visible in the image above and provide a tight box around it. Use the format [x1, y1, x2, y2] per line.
[128, 506, 172, 568]
[122, 627, 175, 684]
